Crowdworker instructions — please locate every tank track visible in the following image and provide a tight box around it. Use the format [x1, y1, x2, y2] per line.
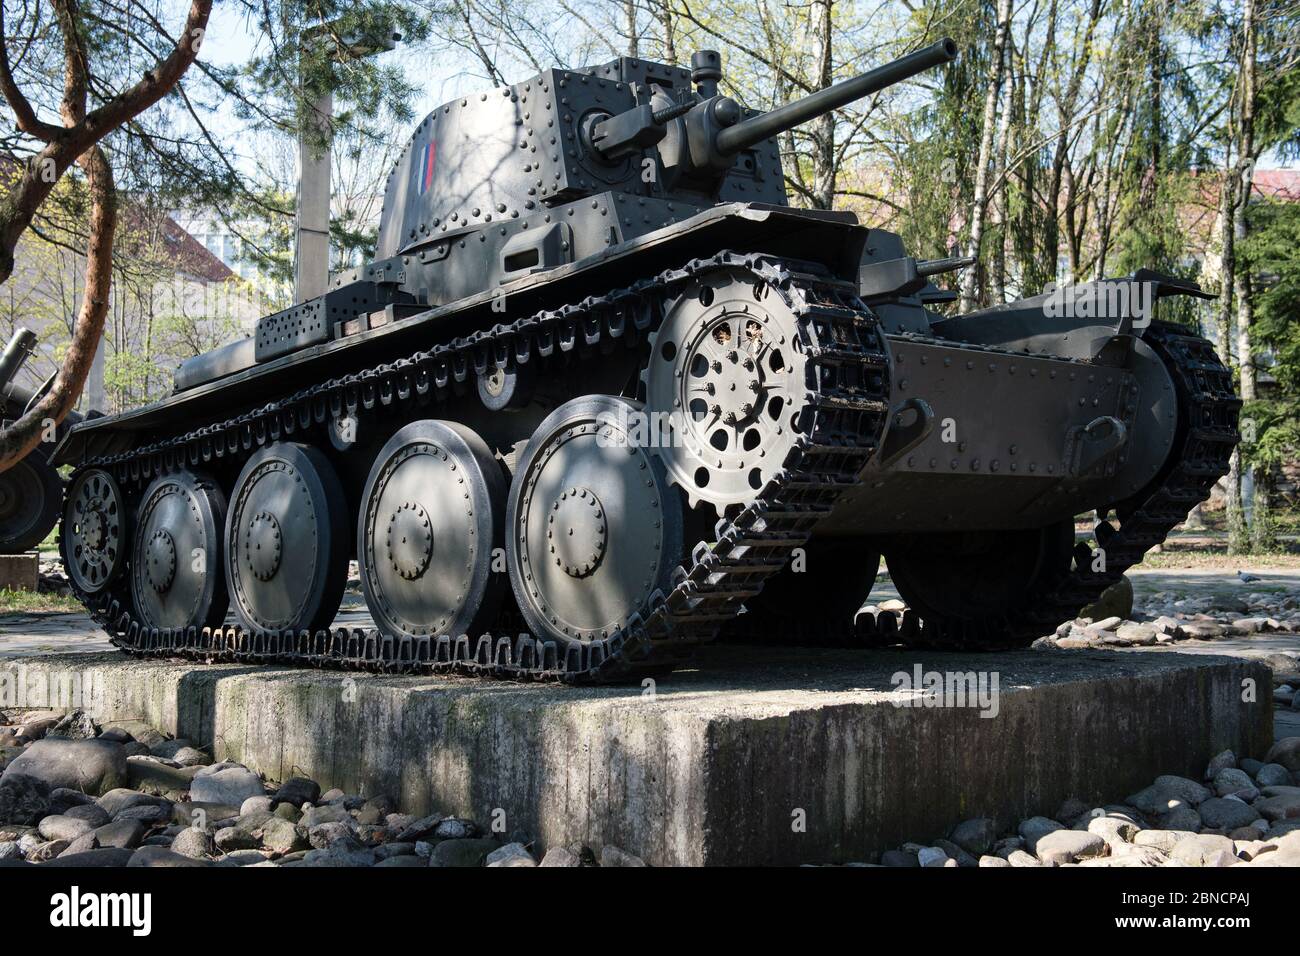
[65, 252, 892, 683]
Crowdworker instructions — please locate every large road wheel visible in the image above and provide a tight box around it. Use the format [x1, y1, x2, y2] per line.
[225, 443, 348, 633]
[0, 455, 61, 553]
[131, 471, 228, 631]
[884, 520, 1075, 647]
[506, 395, 685, 648]
[357, 420, 507, 640]
[730, 537, 881, 644]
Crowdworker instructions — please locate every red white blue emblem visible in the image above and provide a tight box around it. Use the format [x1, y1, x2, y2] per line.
[415, 141, 436, 195]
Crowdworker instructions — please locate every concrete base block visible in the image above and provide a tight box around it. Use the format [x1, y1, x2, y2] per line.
[0, 646, 1271, 865]
[0, 552, 38, 591]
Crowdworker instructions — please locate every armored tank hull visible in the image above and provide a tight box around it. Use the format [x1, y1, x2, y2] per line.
[49, 42, 1238, 681]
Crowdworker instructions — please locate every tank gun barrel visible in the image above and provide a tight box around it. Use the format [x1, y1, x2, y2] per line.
[715, 39, 957, 156]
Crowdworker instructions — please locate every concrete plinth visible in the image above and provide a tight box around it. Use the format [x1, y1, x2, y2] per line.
[0, 646, 1271, 866]
[0, 552, 38, 591]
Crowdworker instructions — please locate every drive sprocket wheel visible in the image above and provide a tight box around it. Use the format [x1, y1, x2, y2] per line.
[884, 520, 1076, 647]
[0, 454, 61, 553]
[506, 394, 685, 648]
[131, 471, 229, 630]
[61, 468, 127, 594]
[357, 420, 507, 640]
[225, 443, 348, 633]
[642, 267, 808, 512]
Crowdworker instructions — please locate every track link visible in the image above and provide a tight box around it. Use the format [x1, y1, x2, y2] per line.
[65, 252, 892, 683]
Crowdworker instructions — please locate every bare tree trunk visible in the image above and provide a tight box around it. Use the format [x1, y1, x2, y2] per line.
[958, 0, 1013, 310]
[625, 0, 639, 57]
[809, 0, 836, 210]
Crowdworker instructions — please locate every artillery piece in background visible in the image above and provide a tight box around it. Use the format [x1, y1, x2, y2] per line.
[0, 328, 92, 554]
[49, 39, 1237, 681]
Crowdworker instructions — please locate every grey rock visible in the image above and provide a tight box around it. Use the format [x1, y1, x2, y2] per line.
[128, 846, 211, 867]
[42, 847, 134, 867]
[240, 796, 273, 817]
[948, 817, 997, 857]
[47, 711, 98, 740]
[125, 757, 198, 795]
[175, 801, 239, 828]
[486, 842, 536, 867]
[1265, 737, 1300, 772]
[171, 828, 215, 859]
[215, 826, 259, 851]
[1161, 807, 1203, 832]
[539, 846, 582, 867]
[0, 841, 21, 860]
[171, 747, 209, 768]
[1213, 768, 1259, 800]
[430, 837, 499, 867]
[1240, 757, 1265, 777]
[1197, 797, 1261, 831]
[600, 845, 646, 867]
[434, 817, 476, 840]
[0, 774, 50, 825]
[148, 738, 192, 759]
[917, 846, 954, 867]
[38, 814, 94, 843]
[99, 788, 168, 817]
[115, 803, 173, 825]
[300, 803, 350, 829]
[1087, 815, 1138, 849]
[1255, 763, 1292, 787]
[273, 777, 321, 807]
[1153, 775, 1212, 806]
[1114, 622, 1158, 645]
[1170, 833, 1237, 867]
[62, 831, 97, 856]
[1, 738, 126, 796]
[1255, 792, 1300, 822]
[375, 854, 426, 867]
[308, 821, 354, 849]
[274, 802, 301, 822]
[1017, 816, 1063, 852]
[91, 819, 146, 849]
[1035, 829, 1107, 865]
[1006, 849, 1041, 867]
[301, 839, 375, 867]
[47, 788, 96, 815]
[97, 728, 134, 744]
[259, 816, 309, 855]
[374, 842, 416, 860]
[220, 849, 267, 866]
[63, 803, 111, 827]
[190, 764, 264, 806]
[230, 808, 274, 833]
[1204, 749, 1237, 780]
[934, 838, 978, 867]
[978, 855, 1011, 867]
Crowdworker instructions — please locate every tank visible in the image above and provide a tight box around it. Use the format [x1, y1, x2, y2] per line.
[47, 38, 1239, 681]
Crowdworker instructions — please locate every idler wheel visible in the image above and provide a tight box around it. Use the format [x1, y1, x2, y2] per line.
[507, 395, 685, 647]
[131, 471, 228, 630]
[357, 420, 507, 640]
[61, 468, 127, 594]
[226, 443, 348, 633]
